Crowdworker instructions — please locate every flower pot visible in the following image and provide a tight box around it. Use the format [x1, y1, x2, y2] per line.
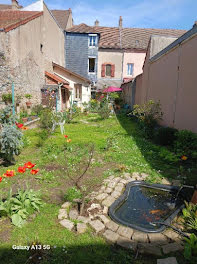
[22, 117, 28, 123]
[26, 101, 32, 108]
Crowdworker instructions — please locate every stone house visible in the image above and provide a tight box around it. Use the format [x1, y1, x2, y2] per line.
[0, 0, 67, 110]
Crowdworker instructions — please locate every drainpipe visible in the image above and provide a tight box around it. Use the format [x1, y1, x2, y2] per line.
[12, 81, 15, 115]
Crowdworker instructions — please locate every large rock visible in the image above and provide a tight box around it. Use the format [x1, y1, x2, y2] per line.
[58, 209, 68, 220]
[102, 196, 115, 207]
[96, 193, 108, 201]
[105, 187, 113, 194]
[161, 178, 171, 185]
[89, 220, 105, 233]
[138, 243, 162, 256]
[69, 209, 79, 220]
[59, 219, 74, 231]
[163, 229, 180, 241]
[157, 257, 178, 264]
[114, 184, 124, 193]
[162, 242, 184, 254]
[106, 221, 119, 232]
[108, 181, 117, 188]
[148, 233, 169, 245]
[132, 172, 140, 179]
[103, 229, 119, 243]
[117, 226, 134, 239]
[117, 236, 137, 251]
[61, 202, 71, 209]
[111, 191, 121, 199]
[77, 223, 87, 234]
[119, 179, 127, 185]
[97, 215, 110, 224]
[132, 231, 148, 243]
[77, 216, 90, 224]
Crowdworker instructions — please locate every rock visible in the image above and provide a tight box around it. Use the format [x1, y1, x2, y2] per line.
[59, 219, 74, 231]
[162, 242, 184, 254]
[58, 209, 68, 220]
[77, 223, 87, 234]
[100, 186, 106, 191]
[148, 233, 169, 245]
[108, 181, 117, 188]
[172, 180, 181, 186]
[141, 173, 148, 179]
[87, 203, 101, 212]
[103, 206, 108, 214]
[69, 209, 79, 220]
[117, 236, 137, 251]
[161, 178, 171, 185]
[77, 216, 90, 223]
[105, 187, 113, 194]
[123, 173, 131, 179]
[97, 215, 110, 224]
[102, 196, 115, 207]
[117, 226, 134, 239]
[114, 185, 124, 193]
[132, 231, 148, 243]
[103, 229, 119, 243]
[89, 220, 105, 233]
[132, 172, 140, 179]
[111, 191, 121, 199]
[138, 243, 162, 256]
[106, 221, 119, 232]
[157, 257, 178, 264]
[163, 229, 180, 241]
[108, 175, 115, 181]
[119, 179, 127, 185]
[96, 193, 108, 201]
[61, 202, 71, 209]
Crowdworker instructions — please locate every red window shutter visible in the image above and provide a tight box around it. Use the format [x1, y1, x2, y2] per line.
[111, 64, 115, 77]
[101, 64, 105, 77]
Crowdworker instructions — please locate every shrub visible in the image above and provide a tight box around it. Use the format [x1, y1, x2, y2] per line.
[64, 187, 82, 202]
[0, 124, 23, 162]
[31, 104, 44, 116]
[158, 147, 179, 164]
[154, 127, 178, 146]
[2, 93, 12, 104]
[182, 202, 197, 233]
[39, 108, 53, 131]
[184, 233, 197, 260]
[98, 104, 111, 119]
[0, 106, 15, 125]
[174, 130, 197, 160]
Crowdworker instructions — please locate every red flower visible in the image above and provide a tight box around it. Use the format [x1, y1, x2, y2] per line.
[30, 169, 39, 175]
[64, 135, 68, 138]
[16, 122, 24, 128]
[4, 170, 15, 177]
[18, 166, 26, 173]
[0, 177, 2, 182]
[24, 162, 35, 169]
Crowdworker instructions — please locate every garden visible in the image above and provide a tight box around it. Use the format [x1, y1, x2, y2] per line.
[0, 97, 197, 264]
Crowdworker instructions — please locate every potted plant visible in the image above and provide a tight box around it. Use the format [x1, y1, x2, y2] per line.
[15, 95, 23, 106]
[25, 94, 32, 108]
[2, 93, 12, 105]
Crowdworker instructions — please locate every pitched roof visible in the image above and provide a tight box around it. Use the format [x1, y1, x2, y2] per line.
[45, 71, 70, 89]
[51, 9, 71, 30]
[66, 23, 187, 50]
[0, 10, 43, 32]
[52, 62, 91, 84]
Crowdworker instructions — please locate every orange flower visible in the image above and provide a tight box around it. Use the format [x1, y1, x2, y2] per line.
[67, 139, 72, 143]
[64, 135, 68, 138]
[18, 166, 26, 173]
[21, 126, 28, 130]
[0, 177, 2, 182]
[24, 162, 35, 169]
[4, 170, 15, 177]
[181, 155, 188, 161]
[30, 169, 39, 175]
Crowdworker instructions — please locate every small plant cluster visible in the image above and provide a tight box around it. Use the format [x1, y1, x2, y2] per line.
[2, 93, 12, 104]
[0, 162, 39, 184]
[0, 188, 42, 227]
[82, 99, 100, 113]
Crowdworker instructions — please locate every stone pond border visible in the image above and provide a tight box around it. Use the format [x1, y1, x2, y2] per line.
[58, 172, 184, 256]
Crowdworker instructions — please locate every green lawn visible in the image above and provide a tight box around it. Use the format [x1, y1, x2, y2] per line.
[0, 113, 196, 264]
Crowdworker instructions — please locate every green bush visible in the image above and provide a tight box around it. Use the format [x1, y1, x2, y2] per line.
[0, 106, 15, 125]
[31, 104, 43, 116]
[184, 233, 197, 260]
[174, 130, 197, 160]
[39, 108, 53, 131]
[158, 147, 179, 164]
[64, 187, 82, 202]
[154, 127, 178, 146]
[98, 104, 111, 119]
[2, 93, 12, 104]
[182, 202, 197, 233]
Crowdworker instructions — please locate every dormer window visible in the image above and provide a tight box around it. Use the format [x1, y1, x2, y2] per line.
[89, 34, 97, 47]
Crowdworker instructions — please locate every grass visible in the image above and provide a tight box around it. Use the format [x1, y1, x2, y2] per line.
[0, 112, 196, 264]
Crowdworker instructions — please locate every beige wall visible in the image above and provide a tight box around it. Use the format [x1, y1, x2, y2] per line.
[123, 51, 146, 78]
[66, 13, 73, 29]
[98, 49, 123, 79]
[137, 32, 197, 133]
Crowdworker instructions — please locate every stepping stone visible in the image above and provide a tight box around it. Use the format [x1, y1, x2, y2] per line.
[148, 233, 168, 245]
[162, 242, 184, 254]
[106, 221, 119, 232]
[157, 257, 178, 264]
[59, 219, 74, 231]
[138, 243, 162, 256]
[102, 196, 115, 207]
[96, 193, 108, 201]
[117, 236, 137, 251]
[77, 216, 90, 224]
[89, 220, 105, 233]
[69, 209, 79, 220]
[103, 229, 119, 243]
[97, 215, 110, 224]
[58, 209, 68, 220]
[105, 187, 113, 194]
[163, 229, 180, 241]
[111, 191, 121, 199]
[117, 226, 134, 239]
[132, 231, 148, 243]
[61, 202, 71, 209]
[77, 223, 87, 234]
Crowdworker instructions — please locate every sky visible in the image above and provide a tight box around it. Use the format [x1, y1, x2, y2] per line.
[1, 0, 197, 30]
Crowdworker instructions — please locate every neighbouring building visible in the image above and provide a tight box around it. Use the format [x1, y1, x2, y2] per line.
[134, 22, 197, 133]
[0, 0, 66, 110]
[65, 17, 186, 94]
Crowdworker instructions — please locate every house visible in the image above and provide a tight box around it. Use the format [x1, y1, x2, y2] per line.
[0, 0, 65, 109]
[51, 8, 73, 30]
[65, 17, 186, 94]
[134, 22, 197, 133]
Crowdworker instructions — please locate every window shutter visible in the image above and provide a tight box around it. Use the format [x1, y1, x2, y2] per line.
[111, 64, 115, 77]
[101, 64, 105, 77]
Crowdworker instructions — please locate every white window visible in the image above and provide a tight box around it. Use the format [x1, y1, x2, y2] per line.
[127, 63, 134, 76]
[89, 35, 97, 47]
[88, 58, 95, 73]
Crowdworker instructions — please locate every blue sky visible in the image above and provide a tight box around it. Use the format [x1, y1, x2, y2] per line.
[1, 0, 196, 29]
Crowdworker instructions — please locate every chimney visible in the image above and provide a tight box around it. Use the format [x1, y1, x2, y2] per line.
[68, 8, 72, 13]
[12, 0, 20, 9]
[119, 16, 123, 29]
[193, 21, 197, 28]
[94, 19, 99, 27]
